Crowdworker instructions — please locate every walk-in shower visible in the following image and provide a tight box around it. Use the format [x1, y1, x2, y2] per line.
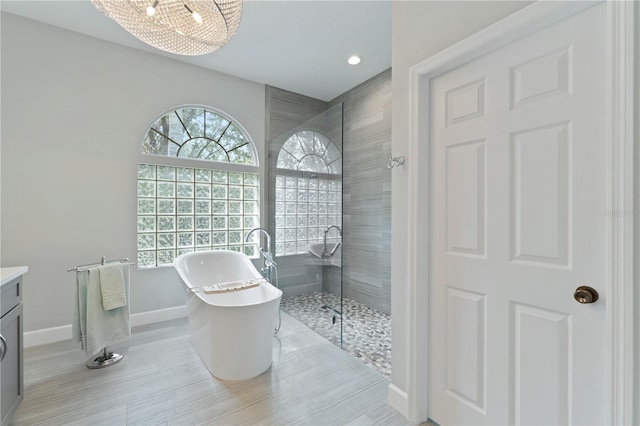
[267, 103, 344, 345]
[267, 102, 391, 378]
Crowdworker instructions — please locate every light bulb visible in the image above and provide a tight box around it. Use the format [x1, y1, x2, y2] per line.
[146, 0, 158, 17]
[348, 55, 361, 65]
[183, 4, 202, 24]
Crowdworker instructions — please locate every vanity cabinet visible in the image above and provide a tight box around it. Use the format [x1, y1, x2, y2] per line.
[1, 270, 26, 426]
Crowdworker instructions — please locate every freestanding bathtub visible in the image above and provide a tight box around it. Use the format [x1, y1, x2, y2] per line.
[174, 250, 282, 380]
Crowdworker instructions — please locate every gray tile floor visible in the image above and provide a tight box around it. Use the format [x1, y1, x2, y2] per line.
[280, 292, 391, 379]
[12, 313, 410, 425]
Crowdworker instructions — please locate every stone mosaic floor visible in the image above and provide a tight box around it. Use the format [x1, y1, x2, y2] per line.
[280, 291, 391, 379]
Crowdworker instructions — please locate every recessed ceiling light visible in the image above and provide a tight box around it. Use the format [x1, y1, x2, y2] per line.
[348, 55, 361, 65]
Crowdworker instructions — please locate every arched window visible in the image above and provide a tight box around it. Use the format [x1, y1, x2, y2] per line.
[274, 131, 342, 256]
[276, 130, 341, 174]
[137, 106, 260, 268]
[143, 107, 257, 164]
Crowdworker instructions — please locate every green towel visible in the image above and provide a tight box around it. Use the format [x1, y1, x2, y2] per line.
[71, 270, 89, 350]
[99, 263, 127, 310]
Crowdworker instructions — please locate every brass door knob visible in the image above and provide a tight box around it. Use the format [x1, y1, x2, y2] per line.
[574, 286, 599, 304]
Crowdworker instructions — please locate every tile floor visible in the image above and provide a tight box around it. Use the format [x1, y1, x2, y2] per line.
[11, 312, 410, 425]
[280, 292, 391, 379]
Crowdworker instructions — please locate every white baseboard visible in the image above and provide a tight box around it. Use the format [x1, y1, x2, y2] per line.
[388, 383, 408, 419]
[23, 324, 71, 348]
[23, 305, 187, 348]
[130, 305, 187, 327]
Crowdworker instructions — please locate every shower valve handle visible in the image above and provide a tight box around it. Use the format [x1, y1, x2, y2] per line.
[261, 250, 277, 267]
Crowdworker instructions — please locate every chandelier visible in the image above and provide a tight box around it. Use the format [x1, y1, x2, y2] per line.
[91, 0, 243, 56]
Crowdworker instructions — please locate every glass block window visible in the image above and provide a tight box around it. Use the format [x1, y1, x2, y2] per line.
[274, 130, 341, 257]
[137, 164, 260, 268]
[143, 107, 257, 165]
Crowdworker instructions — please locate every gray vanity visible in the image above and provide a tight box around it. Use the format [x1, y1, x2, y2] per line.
[1, 267, 27, 426]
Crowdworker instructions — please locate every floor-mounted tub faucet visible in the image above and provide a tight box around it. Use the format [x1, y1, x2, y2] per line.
[322, 225, 342, 258]
[245, 227, 276, 282]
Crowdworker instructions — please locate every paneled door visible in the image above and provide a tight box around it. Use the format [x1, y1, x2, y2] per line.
[429, 4, 607, 425]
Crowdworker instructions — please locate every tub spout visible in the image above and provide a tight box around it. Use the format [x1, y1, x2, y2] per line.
[245, 227, 271, 251]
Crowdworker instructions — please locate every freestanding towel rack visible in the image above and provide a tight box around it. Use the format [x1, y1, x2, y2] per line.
[69, 256, 134, 369]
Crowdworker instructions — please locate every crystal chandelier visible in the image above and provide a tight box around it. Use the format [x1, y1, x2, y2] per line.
[92, 0, 242, 56]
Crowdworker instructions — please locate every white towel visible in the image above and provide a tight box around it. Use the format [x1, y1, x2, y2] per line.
[84, 265, 131, 355]
[98, 263, 126, 311]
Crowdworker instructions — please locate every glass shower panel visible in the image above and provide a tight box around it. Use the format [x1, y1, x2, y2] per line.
[268, 104, 343, 347]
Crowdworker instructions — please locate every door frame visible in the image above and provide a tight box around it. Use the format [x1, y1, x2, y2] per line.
[405, 1, 637, 423]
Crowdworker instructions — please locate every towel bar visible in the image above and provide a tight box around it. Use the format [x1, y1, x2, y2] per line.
[68, 256, 135, 272]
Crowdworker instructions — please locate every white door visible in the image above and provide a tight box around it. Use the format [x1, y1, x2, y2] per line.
[429, 4, 607, 425]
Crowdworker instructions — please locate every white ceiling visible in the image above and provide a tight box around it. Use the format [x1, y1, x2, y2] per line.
[0, 0, 391, 101]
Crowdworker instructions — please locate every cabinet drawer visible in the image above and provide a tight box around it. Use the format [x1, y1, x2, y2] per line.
[1, 278, 21, 317]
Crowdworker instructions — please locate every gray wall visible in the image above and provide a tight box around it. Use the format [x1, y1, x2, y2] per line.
[329, 69, 392, 314]
[1, 13, 267, 332]
[266, 69, 392, 315]
[265, 86, 329, 143]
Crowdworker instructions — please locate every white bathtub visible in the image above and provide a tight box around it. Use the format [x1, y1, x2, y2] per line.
[174, 250, 282, 380]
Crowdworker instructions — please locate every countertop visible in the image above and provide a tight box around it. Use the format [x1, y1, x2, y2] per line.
[1, 266, 28, 287]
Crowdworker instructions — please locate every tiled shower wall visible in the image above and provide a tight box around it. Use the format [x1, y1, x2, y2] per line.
[266, 68, 392, 314]
[329, 69, 392, 314]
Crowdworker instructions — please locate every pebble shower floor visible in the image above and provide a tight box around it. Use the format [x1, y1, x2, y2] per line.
[280, 292, 391, 379]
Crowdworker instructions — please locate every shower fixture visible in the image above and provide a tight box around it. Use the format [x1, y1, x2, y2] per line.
[322, 225, 342, 258]
[245, 228, 277, 282]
